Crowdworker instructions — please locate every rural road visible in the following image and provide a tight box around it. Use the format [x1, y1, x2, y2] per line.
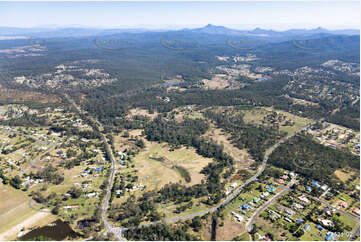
[64, 94, 123, 241]
[245, 184, 360, 236]
[246, 177, 296, 231]
[300, 192, 360, 223]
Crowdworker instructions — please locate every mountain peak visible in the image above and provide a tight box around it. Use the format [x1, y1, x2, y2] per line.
[203, 24, 222, 29]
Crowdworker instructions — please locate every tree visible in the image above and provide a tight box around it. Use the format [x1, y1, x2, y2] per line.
[190, 216, 202, 232]
[10, 175, 22, 189]
[69, 187, 82, 198]
[294, 229, 304, 238]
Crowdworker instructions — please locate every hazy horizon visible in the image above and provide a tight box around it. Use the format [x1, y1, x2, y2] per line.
[0, 1, 359, 31]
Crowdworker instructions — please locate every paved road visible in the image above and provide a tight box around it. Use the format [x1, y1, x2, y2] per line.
[351, 226, 360, 240]
[301, 192, 360, 223]
[64, 94, 123, 241]
[246, 177, 296, 231]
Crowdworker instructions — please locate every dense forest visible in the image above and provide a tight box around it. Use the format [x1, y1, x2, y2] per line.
[124, 223, 200, 241]
[269, 134, 360, 186]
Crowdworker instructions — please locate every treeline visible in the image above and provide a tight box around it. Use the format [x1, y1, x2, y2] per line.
[327, 102, 360, 131]
[269, 134, 360, 187]
[204, 109, 286, 163]
[124, 223, 200, 241]
[144, 116, 209, 148]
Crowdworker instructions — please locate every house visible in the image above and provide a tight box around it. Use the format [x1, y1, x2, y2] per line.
[284, 217, 292, 223]
[325, 232, 334, 241]
[281, 175, 288, 180]
[253, 197, 261, 203]
[63, 205, 79, 210]
[276, 179, 285, 184]
[289, 172, 295, 178]
[321, 184, 328, 191]
[298, 196, 311, 204]
[304, 224, 310, 231]
[86, 192, 97, 198]
[296, 218, 303, 224]
[231, 212, 244, 222]
[116, 190, 123, 195]
[266, 185, 276, 192]
[306, 186, 312, 192]
[293, 203, 304, 210]
[241, 204, 251, 210]
[352, 208, 360, 215]
[316, 224, 324, 231]
[261, 192, 270, 198]
[95, 167, 102, 172]
[320, 219, 334, 227]
[285, 208, 295, 216]
[311, 181, 321, 188]
[324, 209, 333, 216]
[82, 183, 90, 189]
[339, 201, 348, 208]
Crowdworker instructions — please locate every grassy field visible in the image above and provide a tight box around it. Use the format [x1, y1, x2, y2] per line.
[133, 141, 213, 189]
[334, 169, 356, 183]
[202, 123, 254, 170]
[0, 184, 56, 239]
[235, 107, 313, 136]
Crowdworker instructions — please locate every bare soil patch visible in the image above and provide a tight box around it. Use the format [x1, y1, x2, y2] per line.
[0, 84, 60, 103]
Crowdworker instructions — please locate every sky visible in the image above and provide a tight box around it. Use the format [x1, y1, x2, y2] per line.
[0, 1, 360, 30]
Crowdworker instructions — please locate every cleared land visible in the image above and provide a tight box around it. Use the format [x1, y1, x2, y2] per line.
[133, 141, 213, 189]
[203, 123, 254, 170]
[0, 84, 60, 103]
[0, 185, 55, 240]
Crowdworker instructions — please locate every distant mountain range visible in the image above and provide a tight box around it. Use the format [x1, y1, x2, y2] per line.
[0, 24, 359, 38]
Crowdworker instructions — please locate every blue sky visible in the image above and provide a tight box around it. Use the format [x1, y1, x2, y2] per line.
[0, 1, 359, 30]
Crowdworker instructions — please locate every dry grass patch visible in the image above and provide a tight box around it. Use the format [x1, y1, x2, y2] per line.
[334, 169, 356, 183]
[0, 185, 46, 237]
[216, 215, 246, 241]
[202, 74, 241, 90]
[133, 141, 213, 190]
[127, 108, 158, 120]
[284, 94, 319, 107]
[0, 84, 60, 103]
[203, 124, 254, 169]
